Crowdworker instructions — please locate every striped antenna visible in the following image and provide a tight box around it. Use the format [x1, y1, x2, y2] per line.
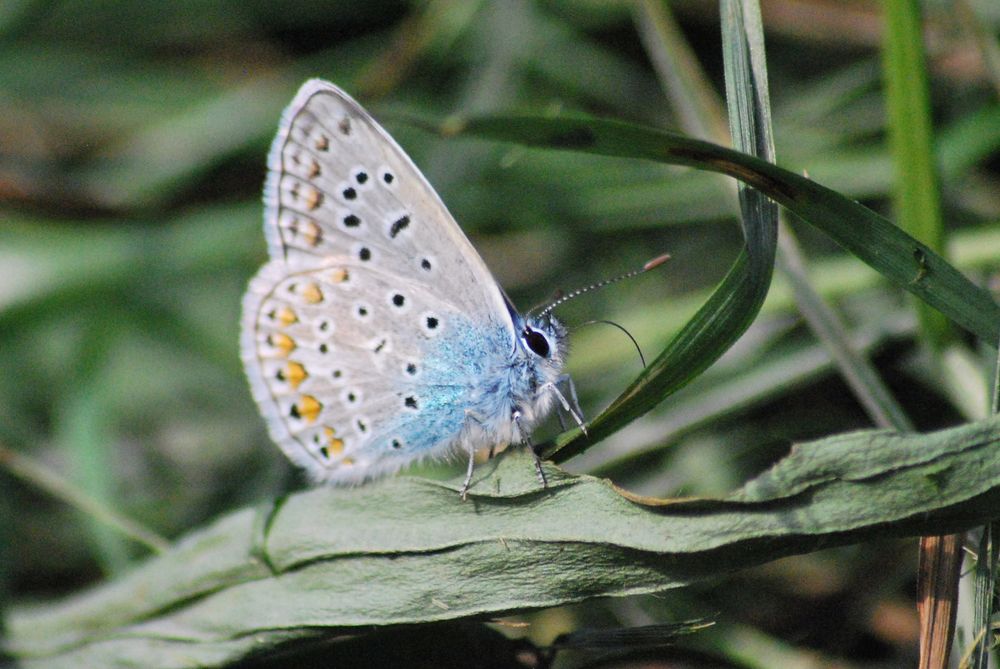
[534, 253, 670, 319]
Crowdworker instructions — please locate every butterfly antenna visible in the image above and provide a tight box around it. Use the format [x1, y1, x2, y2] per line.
[534, 253, 671, 320]
[576, 319, 647, 368]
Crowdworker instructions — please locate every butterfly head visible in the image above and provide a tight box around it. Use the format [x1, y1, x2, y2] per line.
[518, 313, 568, 374]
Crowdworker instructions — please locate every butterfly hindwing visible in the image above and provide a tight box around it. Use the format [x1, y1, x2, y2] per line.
[243, 257, 511, 482]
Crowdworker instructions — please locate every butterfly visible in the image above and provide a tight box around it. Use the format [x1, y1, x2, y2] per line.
[240, 79, 584, 496]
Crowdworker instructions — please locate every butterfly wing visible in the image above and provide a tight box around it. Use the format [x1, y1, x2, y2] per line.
[262, 80, 507, 309]
[242, 80, 516, 483]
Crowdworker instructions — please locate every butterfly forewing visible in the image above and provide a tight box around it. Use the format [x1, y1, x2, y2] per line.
[264, 80, 504, 313]
[242, 80, 516, 483]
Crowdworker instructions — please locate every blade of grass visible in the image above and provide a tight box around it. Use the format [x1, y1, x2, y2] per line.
[547, 0, 780, 461]
[54, 327, 132, 574]
[633, 0, 729, 143]
[739, 0, 912, 429]
[776, 227, 913, 430]
[552, 247, 767, 461]
[639, 0, 912, 431]
[726, 0, 911, 428]
[444, 117, 1000, 343]
[442, 115, 1000, 460]
[882, 0, 949, 350]
[0, 443, 169, 555]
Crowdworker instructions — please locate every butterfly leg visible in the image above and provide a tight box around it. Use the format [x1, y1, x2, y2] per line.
[558, 374, 585, 426]
[460, 441, 476, 501]
[513, 410, 548, 489]
[542, 377, 588, 437]
[460, 409, 491, 500]
[559, 374, 587, 435]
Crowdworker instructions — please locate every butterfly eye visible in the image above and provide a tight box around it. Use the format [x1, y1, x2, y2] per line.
[522, 328, 550, 358]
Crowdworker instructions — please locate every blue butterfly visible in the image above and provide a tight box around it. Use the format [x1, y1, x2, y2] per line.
[241, 80, 584, 496]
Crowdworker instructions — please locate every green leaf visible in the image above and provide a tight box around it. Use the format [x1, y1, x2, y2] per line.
[5, 414, 1000, 668]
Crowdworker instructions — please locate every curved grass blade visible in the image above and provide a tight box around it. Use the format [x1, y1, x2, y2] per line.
[550, 248, 766, 461]
[446, 116, 1000, 344]
[444, 115, 1000, 457]
[637, 0, 912, 434]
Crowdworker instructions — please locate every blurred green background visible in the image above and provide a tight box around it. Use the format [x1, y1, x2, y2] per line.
[1, 1, 999, 666]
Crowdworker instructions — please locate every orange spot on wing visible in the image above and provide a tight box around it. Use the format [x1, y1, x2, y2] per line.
[323, 427, 345, 454]
[296, 395, 322, 423]
[268, 333, 296, 356]
[283, 361, 308, 389]
[299, 282, 323, 304]
[300, 219, 322, 246]
[275, 307, 298, 326]
[304, 187, 324, 211]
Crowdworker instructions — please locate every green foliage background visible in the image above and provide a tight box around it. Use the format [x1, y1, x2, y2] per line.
[1, 1, 999, 667]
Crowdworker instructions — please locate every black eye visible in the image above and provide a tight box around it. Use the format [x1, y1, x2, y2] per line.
[523, 328, 550, 358]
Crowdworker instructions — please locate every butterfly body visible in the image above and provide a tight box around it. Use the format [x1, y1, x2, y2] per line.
[241, 79, 572, 488]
